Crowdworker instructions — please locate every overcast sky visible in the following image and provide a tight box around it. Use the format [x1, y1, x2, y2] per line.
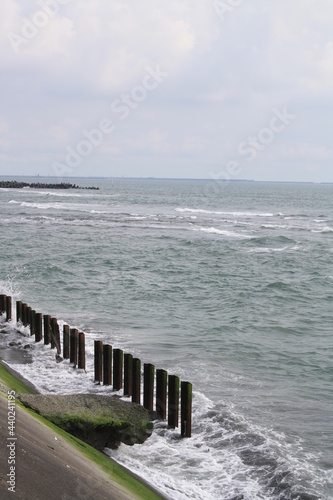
[0, 0, 332, 182]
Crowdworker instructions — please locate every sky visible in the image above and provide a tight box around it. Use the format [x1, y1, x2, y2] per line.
[0, 0, 332, 182]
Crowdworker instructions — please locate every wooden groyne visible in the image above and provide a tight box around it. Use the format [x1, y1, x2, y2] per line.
[0, 295, 192, 437]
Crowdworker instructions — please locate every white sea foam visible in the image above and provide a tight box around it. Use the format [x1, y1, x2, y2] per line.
[1, 179, 332, 500]
[246, 245, 300, 254]
[0, 290, 328, 500]
[196, 227, 252, 238]
[311, 226, 333, 233]
[261, 224, 288, 229]
[176, 208, 274, 217]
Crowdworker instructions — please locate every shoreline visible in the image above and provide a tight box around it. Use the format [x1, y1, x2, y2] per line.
[0, 357, 165, 499]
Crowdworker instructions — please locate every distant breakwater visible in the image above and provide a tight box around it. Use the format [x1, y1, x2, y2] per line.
[0, 180, 99, 190]
[0, 294, 192, 438]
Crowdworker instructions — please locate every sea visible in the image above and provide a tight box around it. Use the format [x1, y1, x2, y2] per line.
[0, 176, 332, 500]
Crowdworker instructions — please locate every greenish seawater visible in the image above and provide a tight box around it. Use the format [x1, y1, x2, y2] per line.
[0, 177, 332, 499]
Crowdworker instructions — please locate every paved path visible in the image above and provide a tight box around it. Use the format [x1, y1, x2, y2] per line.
[0, 395, 136, 499]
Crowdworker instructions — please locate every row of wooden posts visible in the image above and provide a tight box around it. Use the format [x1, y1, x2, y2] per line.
[0, 294, 192, 437]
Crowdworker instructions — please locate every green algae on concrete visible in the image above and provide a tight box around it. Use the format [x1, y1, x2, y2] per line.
[18, 394, 153, 450]
[0, 360, 164, 500]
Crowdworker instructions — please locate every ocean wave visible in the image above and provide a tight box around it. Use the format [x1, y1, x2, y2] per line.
[311, 226, 333, 233]
[25, 190, 84, 197]
[246, 235, 297, 245]
[260, 224, 288, 229]
[108, 394, 322, 500]
[195, 227, 252, 238]
[175, 207, 274, 217]
[246, 245, 301, 254]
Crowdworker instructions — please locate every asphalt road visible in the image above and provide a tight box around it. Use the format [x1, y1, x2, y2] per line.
[0, 395, 136, 499]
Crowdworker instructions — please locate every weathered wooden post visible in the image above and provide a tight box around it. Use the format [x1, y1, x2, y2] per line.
[63, 325, 70, 359]
[30, 310, 36, 336]
[181, 381, 192, 437]
[124, 353, 133, 396]
[26, 306, 31, 328]
[51, 318, 61, 354]
[113, 348, 123, 391]
[22, 304, 28, 326]
[144, 363, 155, 412]
[168, 375, 180, 428]
[16, 301, 22, 323]
[43, 315, 51, 345]
[156, 369, 167, 419]
[103, 344, 112, 385]
[0, 294, 6, 315]
[132, 358, 141, 404]
[6, 296, 12, 322]
[51, 318, 56, 349]
[35, 313, 43, 342]
[78, 332, 85, 370]
[94, 340, 103, 384]
[69, 328, 78, 367]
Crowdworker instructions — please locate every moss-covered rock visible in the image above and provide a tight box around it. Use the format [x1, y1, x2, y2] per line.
[18, 394, 153, 450]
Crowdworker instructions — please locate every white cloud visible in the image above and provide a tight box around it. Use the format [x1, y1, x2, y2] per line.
[0, 0, 332, 181]
[0, 117, 9, 134]
[182, 136, 207, 153]
[282, 143, 332, 160]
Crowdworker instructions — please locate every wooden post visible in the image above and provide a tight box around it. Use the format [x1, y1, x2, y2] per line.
[168, 375, 179, 428]
[6, 296, 12, 322]
[156, 369, 167, 419]
[22, 304, 28, 327]
[181, 381, 192, 437]
[63, 325, 70, 359]
[78, 332, 85, 370]
[16, 301, 22, 323]
[132, 358, 141, 404]
[0, 294, 6, 315]
[30, 310, 36, 336]
[94, 340, 103, 384]
[50, 318, 56, 349]
[144, 363, 155, 412]
[103, 344, 112, 385]
[35, 313, 43, 342]
[113, 348, 123, 391]
[51, 318, 61, 354]
[124, 353, 133, 396]
[69, 328, 78, 367]
[26, 307, 31, 328]
[43, 315, 51, 345]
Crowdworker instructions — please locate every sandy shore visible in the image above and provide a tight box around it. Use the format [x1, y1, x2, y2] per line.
[0, 359, 164, 500]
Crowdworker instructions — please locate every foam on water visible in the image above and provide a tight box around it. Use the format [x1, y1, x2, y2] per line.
[196, 226, 252, 238]
[175, 207, 275, 218]
[1, 178, 333, 499]
[0, 319, 329, 500]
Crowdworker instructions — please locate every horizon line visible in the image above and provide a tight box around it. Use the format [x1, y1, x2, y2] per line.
[0, 174, 332, 184]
